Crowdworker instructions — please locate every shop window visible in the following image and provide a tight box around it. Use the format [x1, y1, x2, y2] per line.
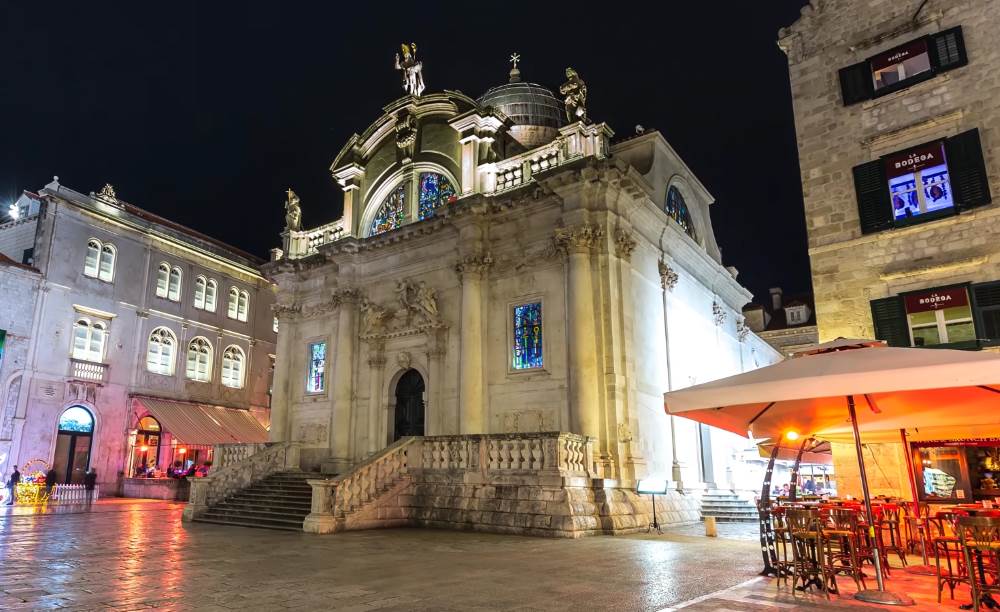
[853, 129, 991, 235]
[512, 302, 543, 370]
[72, 318, 106, 363]
[132, 416, 161, 477]
[839, 27, 968, 105]
[221, 345, 245, 389]
[306, 341, 326, 393]
[912, 441, 1000, 503]
[53, 406, 94, 484]
[871, 282, 1000, 348]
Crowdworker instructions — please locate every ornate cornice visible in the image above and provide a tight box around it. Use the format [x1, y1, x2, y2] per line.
[553, 224, 604, 255]
[271, 302, 302, 320]
[331, 288, 362, 307]
[658, 260, 679, 291]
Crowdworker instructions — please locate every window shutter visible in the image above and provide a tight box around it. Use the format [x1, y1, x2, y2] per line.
[839, 61, 873, 106]
[929, 27, 968, 72]
[870, 296, 909, 347]
[946, 128, 992, 210]
[972, 281, 1000, 341]
[853, 160, 893, 234]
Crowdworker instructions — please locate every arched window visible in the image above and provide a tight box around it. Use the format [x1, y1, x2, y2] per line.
[98, 243, 116, 282]
[72, 318, 106, 362]
[205, 279, 218, 312]
[146, 327, 176, 375]
[664, 186, 698, 242]
[84, 240, 101, 278]
[227, 287, 239, 319]
[132, 415, 161, 476]
[221, 345, 245, 388]
[194, 276, 207, 309]
[167, 267, 182, 301]
[186, 337, 213, 382]
[238, 290, 249, 322]
[418, 172, 456, 220]
[155, 263, 170, 297]
[54, 406, 94, 484]
[369, 183, 407, 236]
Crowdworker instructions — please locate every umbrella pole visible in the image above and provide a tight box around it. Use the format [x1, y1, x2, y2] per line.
[758, 443, 781, 577]
[899, 428, 935, 575]
[847, 395, 914, 606]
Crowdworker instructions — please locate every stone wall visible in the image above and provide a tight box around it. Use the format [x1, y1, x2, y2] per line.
[780, 0, 1000, 341]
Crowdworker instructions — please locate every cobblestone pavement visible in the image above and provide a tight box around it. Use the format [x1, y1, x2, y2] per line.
[4, 502, 951, 611]
[0, 500, 766, 611]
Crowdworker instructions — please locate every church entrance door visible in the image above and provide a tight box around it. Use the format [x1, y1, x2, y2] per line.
[393, 369, 425, 441]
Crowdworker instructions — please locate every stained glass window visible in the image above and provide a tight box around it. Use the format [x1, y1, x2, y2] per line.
[665, 186, 697, 242]
[307, 341, 326, 393]
[418, 172, 456, 220]
[59, 406, 94, 433]
[369, 183, 407, 236]
[512, 302, 543, 370]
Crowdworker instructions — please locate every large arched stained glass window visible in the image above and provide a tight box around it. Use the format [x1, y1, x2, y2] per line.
[369, 184, 407, 236]
[665, 186, 698, 242]
[418, 172, 456, 220]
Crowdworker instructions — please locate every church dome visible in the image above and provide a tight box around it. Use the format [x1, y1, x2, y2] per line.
[478, 66, 564, 149]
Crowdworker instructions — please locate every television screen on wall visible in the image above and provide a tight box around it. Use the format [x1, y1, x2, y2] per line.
[871, 38, 932, 93]
[884, 140, 954, 221]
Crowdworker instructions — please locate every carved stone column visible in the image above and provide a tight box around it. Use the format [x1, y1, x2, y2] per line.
[455, 253, 492, 434]
[425, 330, 446, 435]
[332, 164, 364, 237]
[366, 340, 386, 454]
[329, 289, 360, 471]
[269, 303, 300, 442]
[555, 225, 603, 443]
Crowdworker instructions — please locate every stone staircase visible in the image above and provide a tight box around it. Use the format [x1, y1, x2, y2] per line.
[699, 490, 758, 522]
[193, 471, 316, 531]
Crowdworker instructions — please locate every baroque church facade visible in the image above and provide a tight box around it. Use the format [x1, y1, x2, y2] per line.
[264, 54, 780, 512]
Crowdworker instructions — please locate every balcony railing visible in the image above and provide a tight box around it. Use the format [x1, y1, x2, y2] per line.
[69, 358, 108, 383]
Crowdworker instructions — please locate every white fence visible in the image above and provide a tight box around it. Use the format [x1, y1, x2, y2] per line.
[50, 484, 99, 504]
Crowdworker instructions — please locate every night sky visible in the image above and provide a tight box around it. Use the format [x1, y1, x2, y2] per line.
[1, 1, 811, 303]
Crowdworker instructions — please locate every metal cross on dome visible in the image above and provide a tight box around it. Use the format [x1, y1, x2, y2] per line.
[510, 53, 520, 68]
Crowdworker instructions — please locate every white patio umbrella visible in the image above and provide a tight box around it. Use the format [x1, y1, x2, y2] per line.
[664, 339, 1000, 606]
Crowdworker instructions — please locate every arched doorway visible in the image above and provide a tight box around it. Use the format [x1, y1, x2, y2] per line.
[393, 369, 425, 441]
[52, 406, 94, 484]
[131, 416, 161, 476]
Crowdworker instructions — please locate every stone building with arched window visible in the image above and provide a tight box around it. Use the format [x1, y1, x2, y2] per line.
[247, 60, 782, 536]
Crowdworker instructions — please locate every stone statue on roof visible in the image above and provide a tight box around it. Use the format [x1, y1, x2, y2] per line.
[284, 188, 302, 232]
[395, 43, 426, 97]
[559, 67, 588, 124]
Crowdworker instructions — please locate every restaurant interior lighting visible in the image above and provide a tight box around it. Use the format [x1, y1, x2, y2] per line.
[140, 445, 148, 452]
[179, 448, 187, 454]
[785, 430, 800, 441]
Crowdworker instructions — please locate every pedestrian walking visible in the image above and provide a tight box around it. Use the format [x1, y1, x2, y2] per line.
[5, 465, 20, 505]
[45, 467, 57, 500]
[84, 468, 97, 506]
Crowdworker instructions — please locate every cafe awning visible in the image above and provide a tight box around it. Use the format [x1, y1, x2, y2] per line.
[133, 396, 269, 445]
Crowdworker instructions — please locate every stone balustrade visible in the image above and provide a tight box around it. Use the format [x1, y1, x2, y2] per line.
[213, 442, 269, 470]
[182, 441, 300, 522]
[280, 219, 346, 260]
[415, 432, 593, 479]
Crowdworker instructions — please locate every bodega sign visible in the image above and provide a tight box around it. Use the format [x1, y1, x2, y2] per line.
[885, 141, 947, 179]
[904, 287, 969, 313]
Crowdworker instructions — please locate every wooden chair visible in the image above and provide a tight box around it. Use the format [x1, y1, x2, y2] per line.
[957, 516, 1000, 612]
[787, 509, 833, 598]
[820, 508, 867, 593]
[930, 510, 970, 603]
[878, 503, 908, 567]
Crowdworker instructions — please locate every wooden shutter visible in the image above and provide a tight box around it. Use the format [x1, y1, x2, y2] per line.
[839, 61, 873, 106]
[972, 281, 1000, 341]
[946, 128, 992, 210]
[853, 160, 893, 234]
[870, 297, 909, 347]
[929, 27, 968, 72]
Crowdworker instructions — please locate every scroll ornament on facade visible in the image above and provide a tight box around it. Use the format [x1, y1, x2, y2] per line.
[712, 301, 727, 326]
[553, 224, 604, 255]
[658, 260, 679, 291]
[395, 111, 417, 160]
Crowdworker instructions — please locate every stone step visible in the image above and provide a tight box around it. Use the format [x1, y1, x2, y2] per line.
[207, 506, 310, 521]
[217, 500, 312, 513]
[192, 517, 303, 532]
[200, 510, 306, 528]
[234, 487, 312, 497]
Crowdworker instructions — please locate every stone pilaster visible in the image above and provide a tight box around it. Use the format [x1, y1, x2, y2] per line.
[455, 253, 492, 434]
[332, 164, 364, 237]
[366, 340, 386, 454]
[268, 302, 300, 442]
[328, 288, 360, 470]
[553, 225, 603, 447]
